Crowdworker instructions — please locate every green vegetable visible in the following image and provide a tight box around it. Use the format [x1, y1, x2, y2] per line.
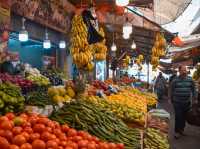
[0, 99, 4, 108]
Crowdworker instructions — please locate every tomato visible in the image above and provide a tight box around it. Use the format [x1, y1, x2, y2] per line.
[9, 144, 20, 149]
[28, 118, 37, 126]
[99, 142, 109, 149]
[0, 116, 9, 123]
[59, 134, 66, 141]
[19, 114, 28, 121]
[53, 138, 60, 146]
[87, 143, 97, 149]
[0, 136, 9, 149]
[32, 139, 45, 149]
[67, 129, 77, 137]
[45, 127, 52, 133]
[24, 127, 33, 134]
[0, 121, 13, 130]
[37, 118, 49, 125]
[40, 132, 51, 142]
[29, 133, 40, 142]
[13, 135, 26, 146]
[47, 121, 55, 129]
[33, 124, 45, 133]
[108, 143, 117, 149]
[53, 129, 62, 137]
[13, 117, 25, 126]
[48, 134, 56, 140]
[77, 140, 88, 148]
[60, 141, 67, 147]
[53, 121, 60, 129]
[0, 129, 5, 137]
[4, 130, 13, 142]
[21, 132, 30, 142]
[117, 143, 124, 149]
[20, 143, 32, 149]
[92, 137, 100, 143]
[5, 113, 15, 120]
[61, 125, 69, 133]
[66, 141, 78, 149]
[46, 140, 58, 149]
[12, 127, 23, 136]
[58, 146, 64, 149]
[72, 136, 82, 142]
[65, 147, 73, 149]
[22, 122, 31, 128]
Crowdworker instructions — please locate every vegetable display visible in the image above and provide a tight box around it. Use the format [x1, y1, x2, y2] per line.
[0, 83, 25, 114]
[0, 113, 123, 149]
[26, 74, 50, 86]
[50, 100, 141, 149]
[144, 128, 169, 149]
[0, 73, 33, 94]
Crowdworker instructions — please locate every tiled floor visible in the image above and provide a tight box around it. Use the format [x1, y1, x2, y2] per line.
[159, 100, 200, 149]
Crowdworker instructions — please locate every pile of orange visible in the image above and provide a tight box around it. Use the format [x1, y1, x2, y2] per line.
[0, 113, 124, 149]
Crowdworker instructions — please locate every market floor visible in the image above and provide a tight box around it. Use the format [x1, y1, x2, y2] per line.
[158, 99, 200, 149]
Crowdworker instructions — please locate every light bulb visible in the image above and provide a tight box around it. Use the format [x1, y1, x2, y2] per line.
[131, 41, 136, 49]
[116, 0, 129, 6]
[59, 40, 66, 49]
[43, 40, 51, 49]
[123, 33, 130, 39]
[123, 22, 132, 35]
[111, 43, 117, 51]
[19, 30, 28, 42]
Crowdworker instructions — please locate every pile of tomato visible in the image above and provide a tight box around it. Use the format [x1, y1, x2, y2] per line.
[0, 113, 124, 149]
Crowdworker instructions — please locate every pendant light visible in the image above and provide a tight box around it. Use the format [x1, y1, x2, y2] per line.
[59, 40, 66, 49]
[43, 28, 51, 49]
[116, 0, 129, 7]
[123, 17, 132, 36]
[131, 40, 136, 49]
[111, 31, 117, 51]
[19, 18, 28, 42]
[123, 32, 130, 39]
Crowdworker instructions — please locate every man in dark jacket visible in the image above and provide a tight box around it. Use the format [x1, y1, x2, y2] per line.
[170, 65, 197, 139]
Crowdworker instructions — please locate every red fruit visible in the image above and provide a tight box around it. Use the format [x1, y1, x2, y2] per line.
[87, 143, 97, 149]
[0, 121, 13, 130]
[5, 113, 15, 120]
[45, 127, 52, 133]
[65, 147, 73, 149]
[32, 140, 45, 149]
[4, 130, 13, 142]
[117, 143, 124, 149]
[108, 143, 117, 149]
[67, 129, 77, 137]
[53, 129, 62, 137]
[0, 136, 9, 149]
[0, 116, 9, 123]
[37, 118, 49, 125]
[29, 133, 40, 142]
[9, 144, 20, 149]
[23, 127, 33, 134]
[28, 118, 37, 126]
[47, 121, 55, 129]
[20, 143, 32, 149]
[21, 132, 30, 142]
[33, 124, 45, 133]
[40, 132, 51, 142]
[77, 140, 88, 148]
[72, 136, 82, 142]
[46, 140, 58, 149]
[61, 125, 69, 133]
[12, 127, 23, 135]
[13, 135, 26, 146]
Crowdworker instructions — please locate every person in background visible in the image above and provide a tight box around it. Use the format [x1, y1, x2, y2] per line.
[169, 71, 177, 84]
[170, 66, 197, 139]
[154, 72, 167, 102]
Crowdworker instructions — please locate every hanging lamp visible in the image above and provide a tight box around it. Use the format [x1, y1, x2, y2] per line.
[116, 0, 129, 7]
[19, 18, 28, 42]
[123, 17, 132, 36]
[111, 31, 117, 51]
[131, 40, 136, 49]
[43, 28, 51, 49]
[59, 40, 66, 49]
[123, 32, 130, 39]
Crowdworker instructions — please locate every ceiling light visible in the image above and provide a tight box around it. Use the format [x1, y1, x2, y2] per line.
[19, 18, 28, 42]
[123, 33, 130, 39]
[123, 18, 132, 35]
[43, 29, 51, 49]
[111, 43, 117, 51]
[131, 40, 136, 49]
[59, 40, 66, 49]
[116, 0, 129, 7]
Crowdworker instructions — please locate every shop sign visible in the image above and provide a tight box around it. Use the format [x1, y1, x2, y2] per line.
[11, 0, 71, 33]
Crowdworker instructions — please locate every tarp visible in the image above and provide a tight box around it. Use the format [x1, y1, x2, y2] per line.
[154, 0, 192, 24]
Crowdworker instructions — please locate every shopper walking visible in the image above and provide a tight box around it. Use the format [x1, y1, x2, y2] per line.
[170, 66, 197, 139]
[154, 72, 166, 102]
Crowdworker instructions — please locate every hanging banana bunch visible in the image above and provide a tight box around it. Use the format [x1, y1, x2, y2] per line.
[135, 54, 144, 71]
[93, 27, 108, 61]
[151, 32, 167, 70]
[70, 15, 94, 72]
